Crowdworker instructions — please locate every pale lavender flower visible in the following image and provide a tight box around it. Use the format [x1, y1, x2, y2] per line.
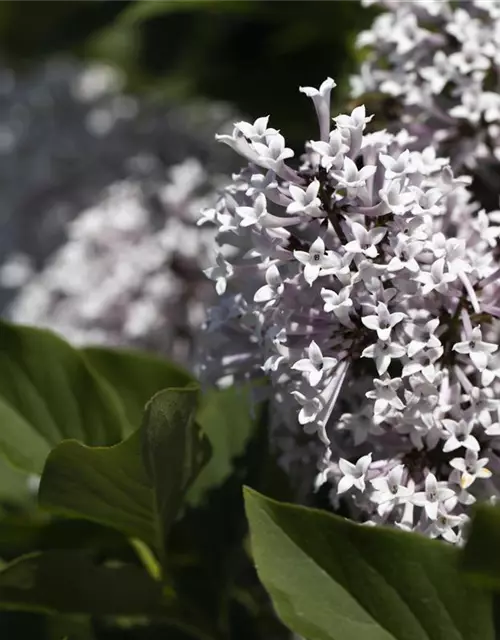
[337, 453, 372, 494]
[292, 340, 337, 387]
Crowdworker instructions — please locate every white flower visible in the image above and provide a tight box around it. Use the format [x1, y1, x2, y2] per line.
[332, 157, 377, 198]
[453, 326, 498, 371]
[441, 419, 480, 453]
[416, 258, 455, 295]
[299, 77, 336, 141]
[387, 235, 423, 273]
[428, 507, 465, 543]
[287, 180, 323, 218]
[412, 473, 455, 520]
[321, 286, 354, 326]
[253, 264, 284, 304]
[252, 133, 294, 172]
[310, 129, 347, 170]
[361, 302, 405, 341]
[337, 453, 372, 494]
[234, 116, 278, 141]
[204, 254, 234, 295]
[344, 221, 386, 258]
[291, 340, 338, 387]
[236, 193, 269, 227]
[362, 340, 406, 375]
[450, 450, 492, 489]
[405, 318, 441, 358]
[371, 465, 413, 510]
[379, 149, 415, 180]
[294, 237, 338, 286]
[379, 180, 414, 216]
[410, 187, 443, 216]
[366, 376, 405, 419]
[292, 390, 323, 428]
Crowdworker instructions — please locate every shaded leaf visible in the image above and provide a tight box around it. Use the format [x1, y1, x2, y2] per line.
[0, 549, 180, 618]
[39, 387, 210, 555]
[82, 347, 194, 432]
[0, 322, 127, 474]
[188, 385, 256, 505]
[119, 0, 255, 26]
[141, 384, 211, 554]
[0, 516, 130, 559]
[462, 503, 500, 590]
[244, 488, 494, 640]
[39, 430, 155, 548]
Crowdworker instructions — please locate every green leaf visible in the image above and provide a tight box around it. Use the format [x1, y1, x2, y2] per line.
[244, 488, 494, 640]
[141, 384, 211, 553]
[188, 385, 256, 505]
[82, 346, 194, 431]
[0, 460, 32, 509]
[39, 386, 210, 554]
[39, 431, 155, 547]
[0, 322, 127, 474]
[119, 0, 254, 27]
[0, 516, 130, 559]
[0, 549, 182, 618]
[462, 503, 500, 590]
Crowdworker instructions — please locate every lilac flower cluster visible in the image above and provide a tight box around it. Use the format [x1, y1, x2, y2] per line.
[351, 1, 500, 194]
[200, 78, 500, 543]
[0, 58, 236, 366]
[2, 159, 220, 364]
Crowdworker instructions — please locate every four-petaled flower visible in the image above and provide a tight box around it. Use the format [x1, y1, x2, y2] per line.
[441, 419, 480, 453]
[366, 377, 405, 419]
[254, 264, 284, 304]
[332, 157, 377, 198]
[252, 133, 294, 172]
[287, 180, 323, 218]
[412, 472, 455, 520]
[291, 340, 337, 387]
[294, 237, 338, 286]
[236, 193, 268, 227]
[453, 326, 498, 371]
[405, 318, 441, 358]
[361, 302, 406, 341]
[337, 453, 373, 494]
[362, 340, 406, 375]
[416, 258, 455, 295]
[291, 390, 323, 428]
[345, 221, 387, 258]
[371, 465, 413, 509]
[234, 115, 278, 141]
[321, 286, 354, 326]
[204, 254, 234, 295]
[450, 450, 492, 489]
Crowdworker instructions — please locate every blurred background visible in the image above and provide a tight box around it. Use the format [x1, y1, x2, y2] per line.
[0, 0, 375, 366]
[0, 2, 374, 638]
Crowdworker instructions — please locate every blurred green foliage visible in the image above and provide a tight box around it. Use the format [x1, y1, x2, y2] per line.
[0, 0, 375, 145]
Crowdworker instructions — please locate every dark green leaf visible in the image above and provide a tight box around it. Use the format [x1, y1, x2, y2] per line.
[0, 322, 128, 474]
[0, 549, 179, 618]
[244, 488, 494, 640]
[188, 385, 256, 505]
[0, 460, 32, 509]
[141, 384, 211, 553]
[462, 504, 500, 590]
[82, 346, 194, 432]
[39, 387, 210, 554]
[167, 400, 270, 630]
[0, 516, 130, 559]
[119, 0, 254, 26]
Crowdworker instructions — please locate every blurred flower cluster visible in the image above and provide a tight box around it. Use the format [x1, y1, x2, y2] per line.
[200, 78, 500, 543]
[0, 59, 236, 365]
[351, 0, 500, 209]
